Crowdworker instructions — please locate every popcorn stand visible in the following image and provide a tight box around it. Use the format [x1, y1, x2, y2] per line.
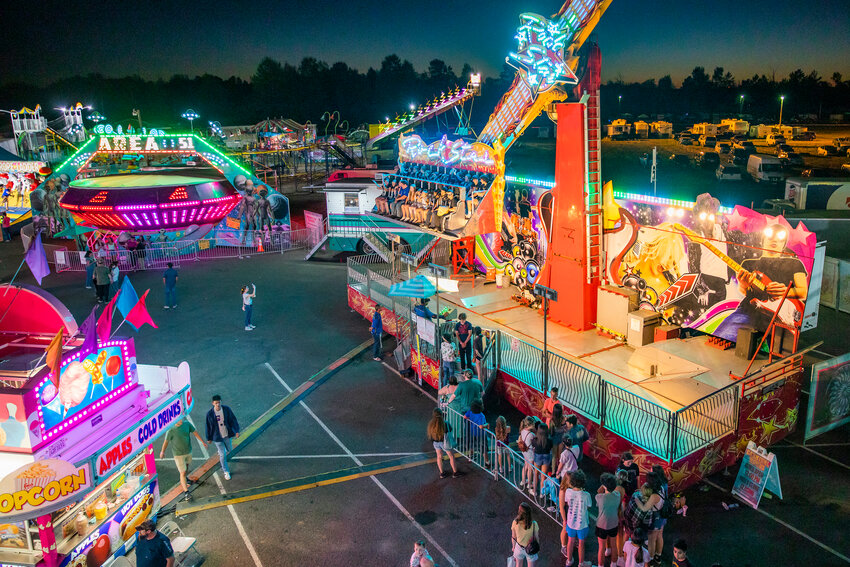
[0, 284, 192, 567]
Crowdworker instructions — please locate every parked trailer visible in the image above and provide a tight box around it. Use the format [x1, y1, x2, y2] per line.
[785, 177, 850, 210]
[747, 154, 784, 183]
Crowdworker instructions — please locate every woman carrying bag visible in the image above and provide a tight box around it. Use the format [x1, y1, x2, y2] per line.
[509, 502, 540, 566]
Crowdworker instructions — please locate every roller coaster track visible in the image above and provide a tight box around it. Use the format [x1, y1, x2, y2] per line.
[44, 127, 78, 151]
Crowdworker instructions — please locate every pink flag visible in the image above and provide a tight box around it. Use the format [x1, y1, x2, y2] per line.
[96, 289, 121, 342]
[125, 289, 158, 330]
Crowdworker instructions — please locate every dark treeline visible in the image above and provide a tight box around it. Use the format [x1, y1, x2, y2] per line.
[602, 66, 850, 124]
[1, 58, 848, 135]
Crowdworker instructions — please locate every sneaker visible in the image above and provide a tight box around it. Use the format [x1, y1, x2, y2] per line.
[164, 305, 170, 309]
[179, 492, 192, 502]
[440, 471, 450, 478]
[223, 472, 231, 480]
[249, 324, 256, 329]
[546, 505, 556, 512]
[172, 305, 178, 309]
[245, 326, 253, 331]
[85, 286, 92, 289]
[561, 546, 568, 558]
[452, 471, 464, 478]
[373, 357, 382, 361]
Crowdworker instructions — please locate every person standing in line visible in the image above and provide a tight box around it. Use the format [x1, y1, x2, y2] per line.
[447, 369, 483, 416]
[617, 452, 641, 497]
[440, 334, 455, 386]
[136, 236, 147, 269]
[542, 387, 559, 424]
[563, 469, 592, 567]
[510, 502, 540, 567]
[530, 422, 552, 499]
[94, 259, 110, 303]
[565, 414, 589, 461]
[205, 395, 240, 480]
[134, 519, 174, 567]
[242, 283, 256, 331]
[454, 313, 473, 370]
[649, 465, 671, 566]
[426, 408, 459, 478]
[109, 261, 120, 299]
[370, 307, 383, 361]
[159, 418, 206, 502]
[162, 262, 179, 309]
[517, 417, 537, 493]
[623, 528, 649, 567]
[409, 540, 435, 567]
[84, 250, 95, 289]
[472, 326, 485, 382]
[549, 403, 567, 467]
[596, 472, 623, 567]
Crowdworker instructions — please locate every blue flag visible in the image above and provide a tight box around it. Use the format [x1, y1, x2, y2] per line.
[116, 275, 140, 329]
[25, 232, 50, 285]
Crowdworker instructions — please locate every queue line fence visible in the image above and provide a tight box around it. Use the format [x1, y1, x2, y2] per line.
[347, 255, 758, 464]
[53, 229, 310, 272]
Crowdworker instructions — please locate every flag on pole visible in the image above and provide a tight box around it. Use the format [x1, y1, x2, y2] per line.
[125, 289, 158, 330]
[25, 232, 50, 285]
[79, 307, 98, 356]
[116, 276, 140, 328]
[45, 329, 64, 386]
[97, 290, 121, 342]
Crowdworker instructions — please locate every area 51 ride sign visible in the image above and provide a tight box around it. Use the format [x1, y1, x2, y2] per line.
[731, 441, 782, 509]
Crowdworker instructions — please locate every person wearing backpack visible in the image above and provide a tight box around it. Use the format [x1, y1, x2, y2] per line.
[510, 502, 540, 566]
[648, 466, 672, 566]
[623, 483, 656, 538]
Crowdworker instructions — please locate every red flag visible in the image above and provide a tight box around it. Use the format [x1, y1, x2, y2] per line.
[45, 329, 64, 386]
[97, 289, 121, 342]
[125, 289, 158, 330]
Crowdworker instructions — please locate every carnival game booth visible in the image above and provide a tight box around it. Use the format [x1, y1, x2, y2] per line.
[39, 133, 290, 244]
[0, 160, 49, 235]
[0, 285, 192, 567]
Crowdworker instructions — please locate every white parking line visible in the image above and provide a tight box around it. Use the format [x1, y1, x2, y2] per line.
[156, 452, 424, 463]
[265, 362, 459, 567]
[702, 478, 850, 564]
[186, 416, 265, 567]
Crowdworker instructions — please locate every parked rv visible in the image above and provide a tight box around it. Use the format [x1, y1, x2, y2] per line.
[747, 154, 784, 183]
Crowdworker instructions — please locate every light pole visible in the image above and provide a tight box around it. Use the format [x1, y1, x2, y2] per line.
[618, 95, 622, 116]
[778, 96, 785, 127]
[182, 109, 199, 133]
[132, 108, 143, 129]
[739, 95, 745, 116]
[533, 284, 558, 393]
[429, 263, 449, 387]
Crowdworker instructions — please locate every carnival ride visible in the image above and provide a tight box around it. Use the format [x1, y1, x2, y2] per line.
[345, 0, 824, 493]
[40, 133, 289, 243]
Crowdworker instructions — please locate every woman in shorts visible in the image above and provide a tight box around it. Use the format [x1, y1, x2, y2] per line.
[518, 417, 537, 492]
[531, 422, 552, 498]
[596, 472, 623, 567]
[427, 408, 459, 478]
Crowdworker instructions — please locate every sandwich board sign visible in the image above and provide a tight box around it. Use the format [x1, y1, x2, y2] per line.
[731, 441, 782, 509]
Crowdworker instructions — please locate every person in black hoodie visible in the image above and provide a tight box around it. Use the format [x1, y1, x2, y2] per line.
[205, 395, 240, 480]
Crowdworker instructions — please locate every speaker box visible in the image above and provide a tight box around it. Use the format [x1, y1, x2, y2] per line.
[735, 327, 758, 359]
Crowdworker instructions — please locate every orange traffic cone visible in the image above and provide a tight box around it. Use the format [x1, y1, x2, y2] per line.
[257, 237, 264, 252]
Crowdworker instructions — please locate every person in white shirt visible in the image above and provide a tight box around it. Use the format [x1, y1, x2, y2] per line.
[440, 334, 456, 387]
[109, 261, 120, 299]
[241, 284, 256, 331]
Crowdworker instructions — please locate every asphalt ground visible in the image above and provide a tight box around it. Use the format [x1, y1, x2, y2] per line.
[0, 219, 847, 565]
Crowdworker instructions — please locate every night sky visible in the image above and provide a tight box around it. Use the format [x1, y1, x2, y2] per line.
[4, 0, 849, 85]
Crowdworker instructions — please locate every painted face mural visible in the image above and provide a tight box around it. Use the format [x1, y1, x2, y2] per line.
[604, 190, 818, 340]
[476, 182, 549, 295]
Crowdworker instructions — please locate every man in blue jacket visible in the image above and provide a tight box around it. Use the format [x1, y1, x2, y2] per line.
[370, 307, 383, 361]
[205, 395, 240, 480]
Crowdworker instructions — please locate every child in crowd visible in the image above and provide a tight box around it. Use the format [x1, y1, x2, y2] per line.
[494, 416, 511, 477]
[463, 400, 489, 466]
[623, 528, 650, 567]
[672, 540, 693, 567]
[563, 469, 592, 567]
[617, 451, 641, 495]
[555, 436, 579, 482]
[541, 471, 559, 514]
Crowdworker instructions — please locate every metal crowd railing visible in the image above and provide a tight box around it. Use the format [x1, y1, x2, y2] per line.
[443, 404, 561, 523]
[53, 229, 309, 272]
[348, 255, 756, 464]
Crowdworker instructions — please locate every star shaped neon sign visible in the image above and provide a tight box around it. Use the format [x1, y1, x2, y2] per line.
[507, 12, 578, 95]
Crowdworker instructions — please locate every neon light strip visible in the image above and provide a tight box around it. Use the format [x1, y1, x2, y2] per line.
[613, 191, 734, 214]
[505, 175, 555, 188]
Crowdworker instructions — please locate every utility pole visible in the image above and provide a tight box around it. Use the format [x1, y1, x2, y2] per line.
[533, 284, 558, 393]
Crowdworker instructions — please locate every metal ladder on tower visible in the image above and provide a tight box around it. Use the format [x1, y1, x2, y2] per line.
[582, 44, 604, 284]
